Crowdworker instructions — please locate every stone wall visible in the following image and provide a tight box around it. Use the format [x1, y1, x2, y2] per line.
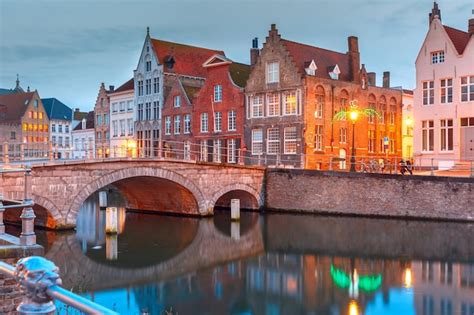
[265, 169, 474, 221]
[0, 259, 21, 314]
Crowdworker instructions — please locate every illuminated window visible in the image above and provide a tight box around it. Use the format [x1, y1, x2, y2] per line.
[315, 87, 324, 118]
[284, 91, 297, 115]
[284, 126, 297, 154]
[314, 125, 323, 151]
[368, 95, 376, 124]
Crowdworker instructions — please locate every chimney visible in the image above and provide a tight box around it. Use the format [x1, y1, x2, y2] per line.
[347, 36, 360, 83]
[469, 18, 474, 36]
[81, 118, 86, 130]
[383, 71, 390, 88]
[75, 108, 80, 112]
[250, 37, 259, 67]
[109, 85, 115, 91]
[367, 72, 376, 86]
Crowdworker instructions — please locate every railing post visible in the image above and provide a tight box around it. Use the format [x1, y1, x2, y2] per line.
[430, 158, 435, 176]
[20, 143, 25, 161]
[0, 193, 5, 234]
[394, 157, 398, 175]
[20, 167, 36, 246]
[470, 160, 473, 178]
[15, 256, 61, 315]
[48, 142, 53, 161]
[3, 142, 9, 164]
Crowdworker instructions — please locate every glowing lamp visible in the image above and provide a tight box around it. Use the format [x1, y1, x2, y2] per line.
[349, 110, 359, 122]
[127, 140, 137, 149]
[405, 117, 413, 126]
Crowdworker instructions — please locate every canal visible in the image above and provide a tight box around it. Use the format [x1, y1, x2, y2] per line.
[7, 192, 474, 315]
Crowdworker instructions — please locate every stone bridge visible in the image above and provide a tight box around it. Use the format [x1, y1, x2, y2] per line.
[0, 159, 265, 229]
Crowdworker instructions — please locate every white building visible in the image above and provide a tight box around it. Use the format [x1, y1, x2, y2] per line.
[109, 78, 136, 157]
[41, 98, 73, 159]
[72, 111, 95, 159]
[413, 2, 474, 167]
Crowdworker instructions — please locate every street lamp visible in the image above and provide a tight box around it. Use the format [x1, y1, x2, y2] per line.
[349, 109, 359, 172]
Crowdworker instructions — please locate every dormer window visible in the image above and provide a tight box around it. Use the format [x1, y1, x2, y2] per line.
[305, 60, 317, 76]
[431, 51, 445, 64]
[328, 65, 341, 80]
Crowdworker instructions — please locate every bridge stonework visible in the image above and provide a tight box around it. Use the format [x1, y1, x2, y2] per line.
[0, 160, 265, 229]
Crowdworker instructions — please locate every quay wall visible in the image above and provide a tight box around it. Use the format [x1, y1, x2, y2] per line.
[265, 169, 474, 221]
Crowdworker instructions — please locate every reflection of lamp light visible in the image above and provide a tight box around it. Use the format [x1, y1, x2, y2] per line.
[348, 300, 359, 315]
[404, 267, 412, 288]
[405, 117, 413, 126]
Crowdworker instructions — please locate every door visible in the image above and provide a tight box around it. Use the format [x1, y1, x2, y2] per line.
[461, 127, 474, 160]
[339, 149, 347, 170]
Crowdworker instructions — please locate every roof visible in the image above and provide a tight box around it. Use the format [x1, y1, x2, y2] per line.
[229, 62, 251, 88]
[73, 111, 94, 131]
[182, 85, 201, 102]
[41, 98, 72, 121]
[443, 25, 470, 55]
[0, 92, 35, 122]
[281, 39, 351, 81]
[0, 88, 15, 95]
[151, 38, 224, 78]
[73, 111, 88, 121]
[111, 78, 134, 94]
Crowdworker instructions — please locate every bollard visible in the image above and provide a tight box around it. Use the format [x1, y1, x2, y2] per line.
[0, 194, 4, 234]
[105, 207, 118, 234]
[231, 199, 240, 221]
[231, 222, 240, 240]
[105, 234, 118, 260]
[430, 158, 435, 176]
[15, 256, 61, 315]
[99, 191, 107, 208]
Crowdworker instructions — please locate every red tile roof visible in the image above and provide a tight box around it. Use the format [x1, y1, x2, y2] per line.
[0, 92, 35, 122]
[111, 78, 134, 94]
[73, 111, 95, 131]
[151, 39, 224, 78]
[281, 39, 351, 81]
[443, 25, 470, 55]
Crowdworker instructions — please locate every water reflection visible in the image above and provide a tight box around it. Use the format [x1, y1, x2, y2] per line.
[28, 194, 474, 314]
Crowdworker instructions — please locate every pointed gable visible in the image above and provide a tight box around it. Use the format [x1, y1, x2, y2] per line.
[203, 54, 232, 68]
[443, 25, 470, 55]
[151, 39, 225, 78]
[281, 39, 351, 81]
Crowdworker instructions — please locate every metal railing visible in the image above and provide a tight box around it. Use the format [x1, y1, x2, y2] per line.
[0, 256, 117, 314]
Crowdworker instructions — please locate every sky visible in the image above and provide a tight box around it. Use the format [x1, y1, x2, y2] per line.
[0, 0, 472, 111]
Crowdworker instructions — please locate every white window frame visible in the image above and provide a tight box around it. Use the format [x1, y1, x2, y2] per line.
[422, 81, 434, 105]
[251, 95, 264, 118]
[267, 128, 280, 155]
[461, 76, 474, 102]
[267, 93, 280, 117]
[284, 91, 297, 116]
[174, 96, 181, 108]
[184, 114, 191, 134]
[422, 120, 434, 152]
[284, 126, 297, 154]
[440, 78, 453, 104]
[213, 139, 221, 163]
[266, 62, 279, 83]
[368, 130, 375, 153]
[339, 127, 347, 143]
[228, 110, 236, 131]
[227, 139, 236, 163]
[214, 85, 222, 102]
[165, 116, 171, 135]
[314, 125, 323, 151]
[174, 116, 181, 135]
[200, 113, 208, 133]
[251, 129, 263, 155]
[214, 112, 222, 132]
[431, 51, 445, 64]
[440, 119, 454, 152]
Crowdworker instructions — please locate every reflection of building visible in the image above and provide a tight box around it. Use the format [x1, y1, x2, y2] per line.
[109, 78, 135, 157]
[413, 261, 474, 315]
[42, 98, 73, 159]
[72, 111, 95, 159]
[413, 2, 474, 166]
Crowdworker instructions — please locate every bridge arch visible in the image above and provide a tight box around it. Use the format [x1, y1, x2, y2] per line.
[66, 167, 208, 226]
[33, 195, 63, 229]
[209, 183, 263, 211]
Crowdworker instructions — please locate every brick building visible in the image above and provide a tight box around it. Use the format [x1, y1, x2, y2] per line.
[93, 83, 112, 158]
[245, 25, 403, 169]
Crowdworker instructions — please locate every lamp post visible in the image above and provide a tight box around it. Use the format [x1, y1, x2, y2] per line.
[349, 110, 359, 172]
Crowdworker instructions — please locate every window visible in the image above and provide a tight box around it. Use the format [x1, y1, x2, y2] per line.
[153, 77, 159, 94]
[10, 131, 15, 140]
[422, 120, 434, 152]
[184, 114, 191, 134]
[441, 79, 453, 103]
[339, 128, 347, 143]
[214, 85, 222, 102]
[34, 100, 38, 108]
[120, 119, 126, 136]
[153, 101, 159, 120]
[52, 124, 56, 133]
[431, 51, 445, 64]
[97, 115, 102, 126]
[368, 96, 376, 124]
[174, 96, 181, 107]
[65, 137, 69, 147]
[461, 76, 474, 102]
[440, 119, 453, 151]
[112, 103, 118, 113]
[174, 116, 181, 134]
[267, 93, 280, 116]
[340, 91, 348, 120]
[145, 102, 151, 120]
[284, 127, 297, 154]
[128, 100, 134, 111]
[213, 139, 221, 163]
[315, 88, 324, 118]
[65, 125, 69, 133]
[165, 116, 171, 135]
[58, 124, 63, 133]
[200, 140, 208, 162]
[138, 80, 143, 96]
[228, 110, 236, 131]
[389, 132, 395, 154]
[461, 117, 474, 127]
[127, 118, 134, 135]
[52, 136, 57, 146]
[266, 62, 279, 83]
[112, 121, 118, 137]
[145, 79, 151, 95]
[137, 104, 144, 121]
[423, 81, 434, 105]
[267, 128, 280, 155]
[284, 91, 297, 115]
[146, 60, 151, 72]
[368, 130, 376, 153]
[120, 102, 125, 112]
[379, 97, 386, 124]
[200, 113, 208, 133]
[251, 129, 263, 155]
[251, 95, 263, 118]
[227, 139, 236, 163]
[38, 112, 43, 120]
[214, 112, 222, 132]
[389, 99, 396, 125]
[58, 136, 63, 147]
[314, 125, 323, 151]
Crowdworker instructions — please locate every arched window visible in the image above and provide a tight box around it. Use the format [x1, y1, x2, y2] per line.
[389, 98, 397, 125]
[339, 89, 349, 120]
[145, 55, 152, 72]
[378, 96, 386, 124]
[314, 86, 325, 119]
[368, 94, 376, 124]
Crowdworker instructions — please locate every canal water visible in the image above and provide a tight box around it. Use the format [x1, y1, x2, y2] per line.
[9, 193, 474, 315]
